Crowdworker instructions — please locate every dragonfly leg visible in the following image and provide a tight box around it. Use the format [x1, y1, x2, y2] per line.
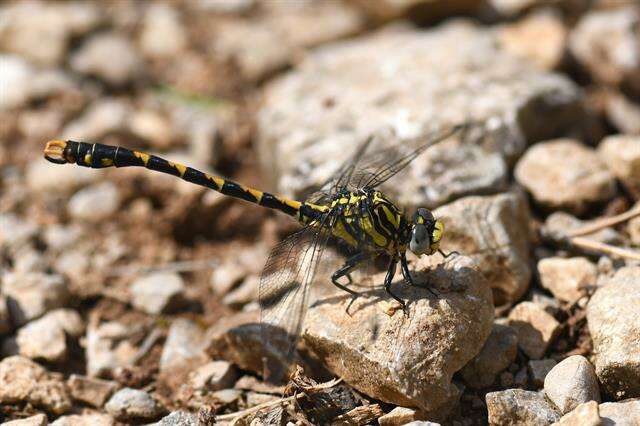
[331, 252, 366, 296]
[438, 248, 459, 259]
[384, 259, 408, 314]
[400, 253, 437, 297]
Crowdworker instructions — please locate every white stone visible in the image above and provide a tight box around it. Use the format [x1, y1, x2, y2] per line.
[131, 272, 185, 315]
[68, 182, 121, 222]
[544, 355, 600, 414]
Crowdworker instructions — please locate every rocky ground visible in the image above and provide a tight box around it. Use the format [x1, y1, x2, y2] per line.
[1, 0, 640, 425]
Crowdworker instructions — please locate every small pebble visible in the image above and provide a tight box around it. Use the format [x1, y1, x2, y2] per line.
[538, 257, 597, 303]
[0, 356, 72, 415]
[3, 272, 69, 327]
[151, 410, 198, 426]
[598, 135, 640, 195]
[378, 406, 419, 426]
[68, 182, 121, 222]
[188, 360, 237, 391]
[587, 267, 640, 399]
[71, 33, 143, 85]
[508, 301, 561, 359]
[160, 319, 207, 373]
[67, 374, 119, 408]
[544, 355, 600, 414]
[105, 388, 165, 422]
[131, 272, 185, 315]
[486, 389, 560, 425]
[551, 401, 601, 426]
[515, 139, 616, 214]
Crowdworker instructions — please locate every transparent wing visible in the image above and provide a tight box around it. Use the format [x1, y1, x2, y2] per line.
[258, 216, 335, 378]
[351, 123, 470, 190]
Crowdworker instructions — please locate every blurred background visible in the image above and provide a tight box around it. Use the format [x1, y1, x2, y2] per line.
[1, 0, 640, 424]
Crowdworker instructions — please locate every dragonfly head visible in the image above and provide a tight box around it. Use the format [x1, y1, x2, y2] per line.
[409, 208, 443, 256]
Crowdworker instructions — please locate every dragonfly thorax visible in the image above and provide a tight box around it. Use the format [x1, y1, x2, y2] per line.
[323, 188, 409, 254]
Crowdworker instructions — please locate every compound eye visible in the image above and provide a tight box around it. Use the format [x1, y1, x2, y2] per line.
[409, 224, 430, 255]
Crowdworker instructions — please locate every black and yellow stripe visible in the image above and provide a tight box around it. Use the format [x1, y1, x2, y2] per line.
[43, 140, 328, 224]
[328, 189, 408, 255]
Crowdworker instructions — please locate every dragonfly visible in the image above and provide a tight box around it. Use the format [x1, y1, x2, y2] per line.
[43, 123, 469, 369]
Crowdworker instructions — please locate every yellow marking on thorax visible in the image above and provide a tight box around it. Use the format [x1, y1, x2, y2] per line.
[134, 151, 150, 166]
[359, 215, 388, 247]
[332, 221, 357, 246]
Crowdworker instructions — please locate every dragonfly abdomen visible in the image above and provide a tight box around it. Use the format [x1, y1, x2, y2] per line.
[43, 140, 327, 222]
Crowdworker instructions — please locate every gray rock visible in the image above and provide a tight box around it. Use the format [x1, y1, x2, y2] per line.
[3, 272, 69, 327]
[205, 310, 306, 379]
[434, 191, 531, 307]
[67, 374, 119, 408]
[587, 266, 640, 399]
[599, 135, 640, 196]
[515, 139, 616, 215]
[303, 255, 493, 413]
[529, 358, 557, 388]
[159, 319, 207, 373]
[569, 6, 640, 88]
[71, 33, 143, 85]
[508, 301, 560, 360]
[212, 1, 363, 82]
[16, 308, 84, 362]
[486, 389, 561, 426]
[544, 355, 600, 414]
[86, 321, 140, 377]
[188, 360, 237, 391]
[258, 21, 585, 202]
[151, 410, 198, 426]
[538, 257, 598, 304]
[68, 182, 121, 222]
[0, 356, 72, 415]
[139, 4, 186, 58]
[26, 154, 97, 193]
[551, 401, 601, 426]
[0, 1, 100, 65]
[105, 388, 164, 422]
[50, 413, 115, 426]
[62, 98, 130, 141]
[2, 414, 48, 426]
[0, 56, 34, 110]
[460, 323, 518, 388]
[130, 272, 185, 315]
[0, 213, 39, 249]
[599, 399, 640, 426]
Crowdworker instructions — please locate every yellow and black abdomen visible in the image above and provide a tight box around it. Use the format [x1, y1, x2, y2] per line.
[43, 140, 328, 223]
